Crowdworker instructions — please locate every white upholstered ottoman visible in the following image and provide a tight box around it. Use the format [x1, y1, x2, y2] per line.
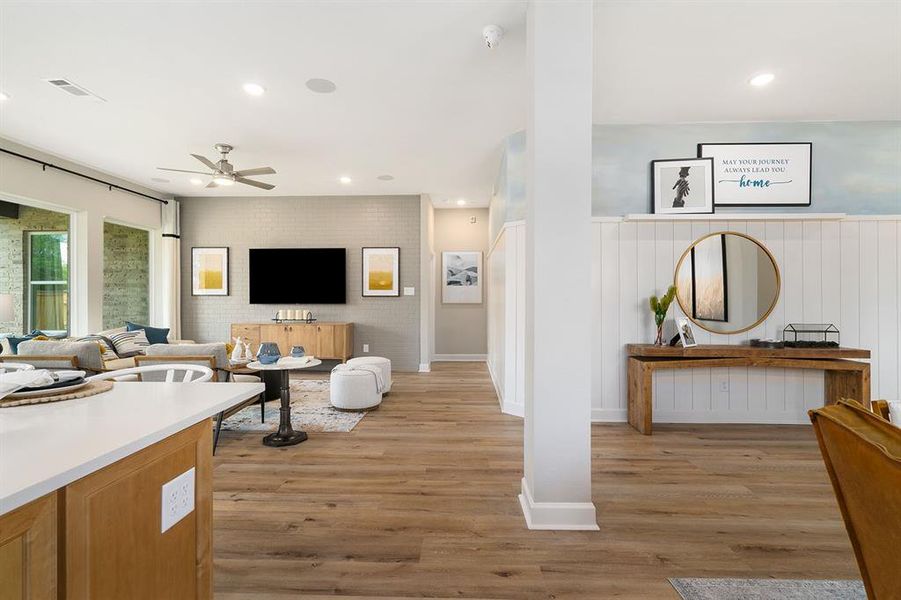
[346, 356, 391, 393]
[330, 367, 383, 411]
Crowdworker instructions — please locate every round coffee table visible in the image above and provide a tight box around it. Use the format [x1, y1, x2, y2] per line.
[246, 359, 323, 447]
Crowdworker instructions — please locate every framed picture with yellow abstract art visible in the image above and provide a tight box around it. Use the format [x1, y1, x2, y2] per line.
[362, 247, 400, 297]
[192, 247, 229, 296]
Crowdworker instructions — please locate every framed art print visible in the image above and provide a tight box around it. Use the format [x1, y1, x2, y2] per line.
[192, 247, 229, 296]
[651, 157, 715, 215]
[362, 247, 400, 297]
[677, 318, 698, 348]
[698, 142, 812, 207]
[442, 251, 482, 304]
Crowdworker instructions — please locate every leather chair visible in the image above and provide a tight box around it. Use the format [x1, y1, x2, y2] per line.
[809, 399, 901, 599]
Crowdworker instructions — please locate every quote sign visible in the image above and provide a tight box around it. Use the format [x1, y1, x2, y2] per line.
[698, 143, 812, 206]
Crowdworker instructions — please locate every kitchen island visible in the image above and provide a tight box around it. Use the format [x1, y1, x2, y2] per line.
[0, 381, 264, 599]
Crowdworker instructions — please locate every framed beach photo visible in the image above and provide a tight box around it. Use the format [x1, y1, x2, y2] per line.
[192, 247, 229, 296]
[677, 318, 698, 348]
[362, 247, 400, 297]
[442, 251, 482, 304]
[698, 142, 812, 207]
[651, 157, 715, 215]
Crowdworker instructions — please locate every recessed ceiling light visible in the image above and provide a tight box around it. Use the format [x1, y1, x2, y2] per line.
[456, 199, 467, 206]
[0, 92, 9, 102]
[190, 178, 203, 186]
[306, 78, 337, 94]
[377, 174, 395, 181]
[151, 177, 170, 183]
[339, 176, 352, 184]
[243, 82, 265, 96]
[749, 73, 775, 87]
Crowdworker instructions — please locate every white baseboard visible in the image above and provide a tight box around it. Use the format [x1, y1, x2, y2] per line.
[502, 401, 524, 418]
[517, 478, 599, 531]
[591, 408, 628, 422]
[432, 354, 487, 362]
[418, 362, 431, 373]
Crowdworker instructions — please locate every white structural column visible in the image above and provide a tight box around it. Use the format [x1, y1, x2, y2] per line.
[519, 1, 597, 530]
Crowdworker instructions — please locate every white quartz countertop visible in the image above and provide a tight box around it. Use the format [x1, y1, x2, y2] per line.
[0, 381, 264, 515]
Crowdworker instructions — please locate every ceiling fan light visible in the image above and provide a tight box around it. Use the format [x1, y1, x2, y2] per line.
[213, 175, 234, 186]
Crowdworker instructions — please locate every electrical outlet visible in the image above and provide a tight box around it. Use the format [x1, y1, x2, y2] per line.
[403, 287, 415, 296]
[362, 344, 369, 353]
[161, 467, 195, 533]
[719, 381, 729, 393]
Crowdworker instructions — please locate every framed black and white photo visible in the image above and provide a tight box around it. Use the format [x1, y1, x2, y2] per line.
[442, 251, 482, 304]
[698, 142, 812, 207]
[651, 157, 715, 215]
[677, 318, 698, 348]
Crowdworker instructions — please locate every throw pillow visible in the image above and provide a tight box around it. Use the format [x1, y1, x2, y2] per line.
[109, 329, 150, 358]
[7, 333, 38, 354]
[126, 322, 170, 345]
[76, 335, 120, 362]
[888, 401, 901, 427]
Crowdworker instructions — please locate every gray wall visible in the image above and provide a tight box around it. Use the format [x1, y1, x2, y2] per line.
[492, 121, 901, 237]
[434, 208, 488, 355]
[179, 195, 421, 371]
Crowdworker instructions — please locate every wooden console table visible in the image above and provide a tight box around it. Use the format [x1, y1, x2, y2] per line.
[231, 322, 354, 362]
[627, 344, 871, 435]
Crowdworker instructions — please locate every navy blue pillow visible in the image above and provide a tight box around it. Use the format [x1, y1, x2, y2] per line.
[125, 322, 170, 345]
[8, 333, 38, 354]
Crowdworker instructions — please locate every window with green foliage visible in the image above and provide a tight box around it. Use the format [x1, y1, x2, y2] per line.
[26, 231, 69, 334]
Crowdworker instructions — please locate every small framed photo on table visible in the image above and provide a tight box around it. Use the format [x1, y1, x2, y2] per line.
[651, 157, 715, 215]
[677, 318, 698, 348]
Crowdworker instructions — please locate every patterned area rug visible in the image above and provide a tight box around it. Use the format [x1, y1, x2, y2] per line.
[221, 379, 366, 433]
[669, 578, 866, 600]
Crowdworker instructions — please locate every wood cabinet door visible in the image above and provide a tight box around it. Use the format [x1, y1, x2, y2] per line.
[0, 493, 57, 600]
[230, 324, 261, 354]
[64, 421, 212, 600]
[260, 324, 289, 356]
[287, 324, 319, 356]
[317, 324, 337, 359]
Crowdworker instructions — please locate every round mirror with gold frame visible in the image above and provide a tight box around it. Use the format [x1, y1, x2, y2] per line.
[674, 231, 780, 335]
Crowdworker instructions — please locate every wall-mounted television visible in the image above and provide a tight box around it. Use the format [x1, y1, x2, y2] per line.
[249, 248, 346, 304]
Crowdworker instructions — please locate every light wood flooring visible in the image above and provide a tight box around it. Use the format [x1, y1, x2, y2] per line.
[212, 362, 857, 599]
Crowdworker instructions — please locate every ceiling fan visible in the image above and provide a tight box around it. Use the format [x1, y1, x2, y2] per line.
[158, 143, 276, 190]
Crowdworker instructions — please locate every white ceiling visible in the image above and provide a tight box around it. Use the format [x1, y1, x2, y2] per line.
[0, 1, 898, 208]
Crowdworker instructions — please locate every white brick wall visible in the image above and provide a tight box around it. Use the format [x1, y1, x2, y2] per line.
[179, 195, 421, 371]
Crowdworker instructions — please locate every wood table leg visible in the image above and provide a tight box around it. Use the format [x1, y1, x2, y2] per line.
[628, 358, 653, 435]
[825, 364, 871, 406]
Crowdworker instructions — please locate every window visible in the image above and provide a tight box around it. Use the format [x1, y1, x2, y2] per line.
[26, 231, 69, 334]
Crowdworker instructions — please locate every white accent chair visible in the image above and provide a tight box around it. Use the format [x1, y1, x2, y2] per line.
[87, 363, 215, 383]
[346, 356, 391, 394]
[330, 367, 382, 411]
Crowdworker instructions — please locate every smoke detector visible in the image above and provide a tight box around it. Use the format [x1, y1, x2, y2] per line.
[483, 25, 504, 49]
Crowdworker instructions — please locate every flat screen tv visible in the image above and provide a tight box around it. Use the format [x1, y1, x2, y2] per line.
[249, 248, 346, 304]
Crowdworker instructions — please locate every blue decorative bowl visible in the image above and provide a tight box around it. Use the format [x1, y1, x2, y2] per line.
[257, 342, 281, 365]
[290, 345, 305, 358]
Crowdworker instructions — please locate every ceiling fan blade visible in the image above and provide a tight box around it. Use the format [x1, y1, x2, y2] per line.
[157, 167, 210, 175]
[191, 154, 219, 170]
[236, 177, 275, 190]
[233, 166, 276, 177]
[205, 180, 219, 188]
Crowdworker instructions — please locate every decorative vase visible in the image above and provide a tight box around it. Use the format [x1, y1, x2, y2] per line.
[290, 345, 305, 358]
[257, 342, 281, 365]
[231, 337, 244, 362]
[654, 314, 666, 346]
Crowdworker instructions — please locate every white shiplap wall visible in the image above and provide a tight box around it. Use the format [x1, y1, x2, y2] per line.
[489, 216, 900, 425]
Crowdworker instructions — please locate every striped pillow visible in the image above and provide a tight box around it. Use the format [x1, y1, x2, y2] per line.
[108, 329, 150, 358]
[76, 335, 119, 362]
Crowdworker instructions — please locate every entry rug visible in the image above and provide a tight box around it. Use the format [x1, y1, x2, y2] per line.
[221, 380, 366, 433]
[669, 578, 866, 600]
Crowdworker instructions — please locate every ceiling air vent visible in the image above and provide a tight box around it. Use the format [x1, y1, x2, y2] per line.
[43, 78, 106, 101]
